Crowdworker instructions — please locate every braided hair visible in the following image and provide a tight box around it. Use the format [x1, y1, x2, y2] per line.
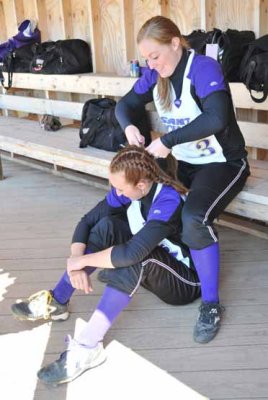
[110, 145, 187, 195]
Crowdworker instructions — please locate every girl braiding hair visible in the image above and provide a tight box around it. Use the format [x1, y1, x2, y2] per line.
[110, 145, 188, 195]
[137, 16, 189, 111]
[115, 15, 250, 345]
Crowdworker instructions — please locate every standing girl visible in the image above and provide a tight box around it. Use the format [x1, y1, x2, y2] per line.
[115, 16, 250, 343]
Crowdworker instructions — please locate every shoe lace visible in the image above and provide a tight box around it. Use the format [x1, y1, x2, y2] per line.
[28, 290, 52, 319]
[199, 303, 224, 324]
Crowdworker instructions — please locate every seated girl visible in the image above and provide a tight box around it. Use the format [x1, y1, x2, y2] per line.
[11, 145, 200, 385]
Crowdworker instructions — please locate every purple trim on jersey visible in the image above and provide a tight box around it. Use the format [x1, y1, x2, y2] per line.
[147, 185, 181, 222]
[106, 187, 131, 208]
[134, 67, 158, 94]
[188, 54, 227, 99]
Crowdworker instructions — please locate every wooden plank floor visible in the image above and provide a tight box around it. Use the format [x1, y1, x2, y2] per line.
[0, 159, 268, 400]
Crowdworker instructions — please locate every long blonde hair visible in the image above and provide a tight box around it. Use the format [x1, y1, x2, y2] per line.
[137, 16, 189, 111]
[110, 145, 187, 195]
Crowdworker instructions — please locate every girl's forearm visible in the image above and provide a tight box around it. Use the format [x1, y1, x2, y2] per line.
[71, 242, 87, 256]
[67, 247, 115, 274]
[81, 247, 114, 268]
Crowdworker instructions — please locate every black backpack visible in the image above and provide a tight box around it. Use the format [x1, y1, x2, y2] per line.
[239, 35, 268, 103]
[79, 98, 127, 151]
[183, 30, 212, 54]
[79, 98, 152, 152]
[184, 28, 255, 83]
[30, 39, 92, 74]
[221, 29, 255, 82]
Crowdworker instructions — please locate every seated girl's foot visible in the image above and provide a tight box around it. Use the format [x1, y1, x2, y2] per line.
[193, 301, 224, 343]
[38, 335, 107, 385]
[11, 290, 69, 321]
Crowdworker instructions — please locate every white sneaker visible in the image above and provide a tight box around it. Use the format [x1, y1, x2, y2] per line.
[37, 335, 107, 385]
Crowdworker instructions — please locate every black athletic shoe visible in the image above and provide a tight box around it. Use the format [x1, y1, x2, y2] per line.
[97, 269, 110, 283]
[11, 290, 69, 321]
[37, 336, 107, 385]
[193, 302, 224, 344]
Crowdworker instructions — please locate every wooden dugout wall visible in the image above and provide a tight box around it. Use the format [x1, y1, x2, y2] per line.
[0, 0, 268, 159]
[1, 0, 268, 75]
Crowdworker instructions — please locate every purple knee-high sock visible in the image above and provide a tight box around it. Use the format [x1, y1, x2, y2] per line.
[190, 242, 220, 303]
[52, 249, 96, 305]
[77, 286, 131, 348]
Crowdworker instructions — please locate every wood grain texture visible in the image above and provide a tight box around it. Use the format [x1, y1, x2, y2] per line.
[259, 0, 268, 36]
[36, 0, 49, 40]
[205, 0, 260, 32]
[0, 1, 7, 42]
[69, 0, 91, 42]
[2, 0, 18, 37]
[132, 0, 163, 63]
[21, 0, 38, 22]
[44, 0, 66, 40]
[169, 0, 202, 34]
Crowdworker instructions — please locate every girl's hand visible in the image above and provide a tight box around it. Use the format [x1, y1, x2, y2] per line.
[146, 137, 171, 158]
[125, 125, 145, 146]
[67, 255, 84, 274]
[69, 270, 93, 294]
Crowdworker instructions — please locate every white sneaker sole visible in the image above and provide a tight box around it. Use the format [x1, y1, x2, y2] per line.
[12, 310, 70, 322]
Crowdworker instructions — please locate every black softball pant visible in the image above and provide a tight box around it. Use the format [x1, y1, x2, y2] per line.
[177, 158, 250, 249]
[86, 215, 201, 305]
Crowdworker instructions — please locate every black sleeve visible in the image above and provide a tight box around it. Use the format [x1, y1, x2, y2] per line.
[111, 219, 175, 267]
[115, 88, 153, 131]
[160, 90, 231, 148]
[72, 199, 125, 244]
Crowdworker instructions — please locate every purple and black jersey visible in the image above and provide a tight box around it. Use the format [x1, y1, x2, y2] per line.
[116, 49, 247, 164]
[72, 183, 190, 268]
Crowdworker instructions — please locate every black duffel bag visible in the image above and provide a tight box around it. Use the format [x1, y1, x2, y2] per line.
[0, 43, 36, 89]
[30, 39, 93, 74]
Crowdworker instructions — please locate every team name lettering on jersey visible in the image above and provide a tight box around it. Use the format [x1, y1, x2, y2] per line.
[161, 116, 191, 131]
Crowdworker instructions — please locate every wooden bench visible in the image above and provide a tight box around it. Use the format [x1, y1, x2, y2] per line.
[0, 73, 268, 230]
[0, 74, 126, 184]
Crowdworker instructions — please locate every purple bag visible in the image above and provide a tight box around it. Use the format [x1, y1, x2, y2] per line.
[0, 20, 41, 61]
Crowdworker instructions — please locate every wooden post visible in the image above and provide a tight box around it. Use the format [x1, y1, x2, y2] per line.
[0, 154, 3, 180]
